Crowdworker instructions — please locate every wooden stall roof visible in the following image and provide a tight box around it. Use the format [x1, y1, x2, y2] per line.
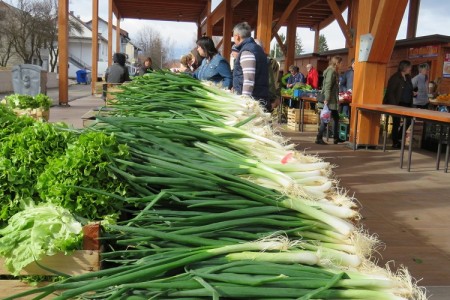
[113, 0, 209, 22]
[113, 0, 348, 31]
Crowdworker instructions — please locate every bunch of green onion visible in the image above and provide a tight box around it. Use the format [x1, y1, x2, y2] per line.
[7, 72, 425, 300]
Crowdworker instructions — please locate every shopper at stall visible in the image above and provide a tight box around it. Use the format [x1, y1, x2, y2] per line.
[316, 56, 344, 145]
[412, 63, 430, 109]
[105, 53, 131, 83]
[232, 22, 269, 109]
[340, 59, 354, 91]
[255, 39, 280, 111]
[383, 60, 414, 148]
[230, 44, 239, 71]
[138, 57, 153, 76]
[286, 65, 305, 88]
[194, 37, 232, 89]
[306, 64, 319, 90]
[339, 59, 354, 116]
[170, 54, 192, 73]
[190, 48, 204, 72]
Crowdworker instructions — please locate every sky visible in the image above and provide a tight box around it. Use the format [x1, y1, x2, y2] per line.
[67, 0, 450, 59]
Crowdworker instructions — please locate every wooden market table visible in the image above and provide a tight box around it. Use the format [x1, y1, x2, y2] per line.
[279, 94, 318, 132]
[352, 104, 450, 172]
[280, 94, 350, 132]
[429, 99, 450, 107]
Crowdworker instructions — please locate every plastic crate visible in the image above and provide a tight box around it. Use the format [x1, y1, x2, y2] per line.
[293, 89, 303, 98]
[339, 123, 349, 141]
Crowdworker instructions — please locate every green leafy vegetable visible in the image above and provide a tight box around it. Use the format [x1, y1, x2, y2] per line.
[0, 105, 35, 142]
[0, 122, 74, 220]
[37, 131, 129, 220]
[0, 203, 82, 275]
[2, 93, 52, 110]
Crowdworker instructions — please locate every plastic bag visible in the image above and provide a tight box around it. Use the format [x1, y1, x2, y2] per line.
[320, 104, 331, 124]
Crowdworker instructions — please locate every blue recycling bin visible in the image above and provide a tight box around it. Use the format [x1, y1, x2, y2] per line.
[76, 69, 88, 84]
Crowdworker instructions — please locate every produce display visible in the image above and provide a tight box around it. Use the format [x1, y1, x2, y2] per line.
[0, 203, 82, 275]
[281, 83, 314, 98]
[0, 120, 74, 221]
[436, 93, 450, 102]
[36, 131, 129, 220]
[1, 73, 425, 300]
[1, 93, 52, 110]
[339, 91, 352, 103]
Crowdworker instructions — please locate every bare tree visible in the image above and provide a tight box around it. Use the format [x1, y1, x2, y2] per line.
[135, 25, 174, 69]
[2, 0, 40, 64]
[32, 0, 83, 72]
[1, 0, 82, 69]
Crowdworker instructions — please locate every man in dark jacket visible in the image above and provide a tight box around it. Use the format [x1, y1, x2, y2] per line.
[232, 22, 269, 111]
[105, 53, 131, 83]
[340, 59, 354, 91]
[383, 60, 414, 148]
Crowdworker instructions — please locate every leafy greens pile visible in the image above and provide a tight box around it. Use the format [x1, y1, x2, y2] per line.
[0, 122, 74, 220]
[2, 93, 52, 110]
[0, 203, 82, 275]
[37, 131, 129, 220]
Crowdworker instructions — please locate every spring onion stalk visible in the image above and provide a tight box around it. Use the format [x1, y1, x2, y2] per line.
[226, 251, 319, 265]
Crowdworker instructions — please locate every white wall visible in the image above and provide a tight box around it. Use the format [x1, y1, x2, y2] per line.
[0, 70, 58, 93]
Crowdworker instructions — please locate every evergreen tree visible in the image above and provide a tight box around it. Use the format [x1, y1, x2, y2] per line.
[270, 33, 304, 58]
[318, 34, 329, 53]
[295, 36, 304, 56]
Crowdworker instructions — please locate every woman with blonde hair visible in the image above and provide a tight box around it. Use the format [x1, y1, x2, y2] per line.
[179, 53, 194, 73]
[316, 56, 343, 145]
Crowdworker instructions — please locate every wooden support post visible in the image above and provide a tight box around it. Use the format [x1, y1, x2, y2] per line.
[350, 0, 408, 146]
[197, 22, 202, 40]
[313, 26, 320, 53]
[284, 7, 297, 73]
[326, 0, 352, 47]
[346, 0, 359, 63]
[222, 0, 232, 60]
[107, 0, 113, 66]
[256, 0, 274, 54]
[91, 0, 99, 94]
[57, 0, 69, 105]
[116, 14, 121, 53]
[216, 38, 224, 49]
[206, 0, 213, 36]
[407, 0, 420, 39]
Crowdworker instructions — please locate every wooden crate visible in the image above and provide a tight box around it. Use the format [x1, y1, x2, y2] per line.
[1, 224, 101, 299]
[103, 83, 123, 105]
[288, 108, 318, 125]
[13, 107, 50, 121]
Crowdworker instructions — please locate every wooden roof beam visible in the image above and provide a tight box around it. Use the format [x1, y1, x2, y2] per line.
[210, 0, 243, 26]
[274, 32, 287, 56]
[326, 0, 352, 46]
[319, 0, 349, 30]
[407, 0, 420, 39]
[369, 0, 409, 63]
[272, 0, 321, 34]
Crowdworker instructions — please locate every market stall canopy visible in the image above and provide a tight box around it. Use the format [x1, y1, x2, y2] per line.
[113, 0, 209, 22]
[111, 0, 348, 31]
[207, 0, 348, 35]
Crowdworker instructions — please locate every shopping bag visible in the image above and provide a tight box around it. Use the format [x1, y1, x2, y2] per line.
[320, 104, 331, 124]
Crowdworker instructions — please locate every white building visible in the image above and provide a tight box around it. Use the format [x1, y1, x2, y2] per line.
[67, 12, 139, 79]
